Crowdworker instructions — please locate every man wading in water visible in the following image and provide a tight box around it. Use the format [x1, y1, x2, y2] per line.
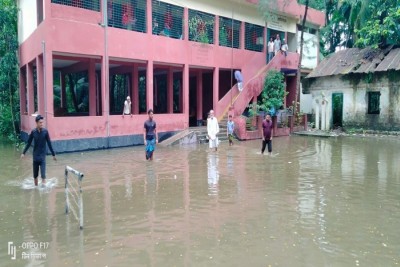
[21, 115, 57, 186]
[143, 109, 158, 160]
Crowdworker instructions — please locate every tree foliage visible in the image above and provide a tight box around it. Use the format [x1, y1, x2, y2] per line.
[259, 70, 286, 112]
[0, 0, 19, 141]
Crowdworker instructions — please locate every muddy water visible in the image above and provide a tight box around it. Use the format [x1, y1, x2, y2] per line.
[0, 136, 400, 267]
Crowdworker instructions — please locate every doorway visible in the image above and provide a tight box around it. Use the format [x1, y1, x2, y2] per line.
[332, 93, 343, 128]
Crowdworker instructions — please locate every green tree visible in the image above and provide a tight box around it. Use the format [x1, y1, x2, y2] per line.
[259, 0, 311, 115]
[0, 0, 19, 141]
[259, 70, 286, 112]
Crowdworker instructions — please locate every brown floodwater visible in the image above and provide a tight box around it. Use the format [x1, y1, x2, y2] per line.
[1, 136, 399, 267]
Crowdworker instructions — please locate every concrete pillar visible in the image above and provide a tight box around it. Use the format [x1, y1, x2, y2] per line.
[196, 70, 203, 125]
[214, 15, 219, 45]
[167, 67, 174, 113]
[89, 59, 96, 116]
[20, 68, 27, 115]
[321, 101, 326, 131]
[183, 8, 189, 41]
[183, 64, 189, 128]
[27, 63, 35, 115]
[146, 60, 154, 111]
[213, 67, 219, 115]
[240, 21, 245, 49]
[44, 46, 54, 123]
[36, 56, 45, 115]
[315, 99, 320, 130]
[146, 0, 152, 35]
[132, 64, 139, 114]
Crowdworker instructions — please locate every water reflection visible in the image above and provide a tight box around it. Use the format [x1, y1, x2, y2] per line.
[207, 153, 219, 196]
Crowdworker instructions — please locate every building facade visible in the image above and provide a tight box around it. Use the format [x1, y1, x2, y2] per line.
[18, 0, 324, 152]
[305, 48, 400, 131]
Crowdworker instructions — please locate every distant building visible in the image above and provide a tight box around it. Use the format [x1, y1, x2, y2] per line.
[18, 0, 324, 152]
[304, 47, 400, 131]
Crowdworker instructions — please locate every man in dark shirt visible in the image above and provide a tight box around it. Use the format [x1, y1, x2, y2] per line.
[21, 115, 57, 186]
[261, 114, 273, 155]
[143, 109, 158, 160]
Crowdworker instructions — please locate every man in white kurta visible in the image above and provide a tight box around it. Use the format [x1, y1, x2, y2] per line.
[207, 110, 219, 151]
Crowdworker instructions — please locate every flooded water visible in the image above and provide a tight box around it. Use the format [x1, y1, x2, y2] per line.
[1, 136, 400, 267]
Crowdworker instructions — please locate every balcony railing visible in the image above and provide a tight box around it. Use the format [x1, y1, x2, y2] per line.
[152, 0, 184, 39]
[245, 22, 264, 52]
[52, 0, 100, 12]
[219, 16, 240, 48]
[188, 9, 215, 44]
[108, 0, 147, 33]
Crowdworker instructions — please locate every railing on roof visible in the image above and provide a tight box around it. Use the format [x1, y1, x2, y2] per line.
[245, 22, 264, 52]
[188, 9, 215, 44]
[52, 0, 100, 12]
[152, 0, 184, 39]
[219, 16, 240, 49]
[107, 0, 147, 33]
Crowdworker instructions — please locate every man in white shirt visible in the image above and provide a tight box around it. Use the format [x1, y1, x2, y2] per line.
[122, 96, 132, 117]
[207, 110, 219, 151]
[281, 39, 289, 57]
[268, 37, 274, 63]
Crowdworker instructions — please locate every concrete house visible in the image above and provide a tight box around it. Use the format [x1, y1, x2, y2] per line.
[304, 47, 400, 131]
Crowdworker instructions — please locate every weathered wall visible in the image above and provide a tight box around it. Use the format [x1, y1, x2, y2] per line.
[307, 72, 400, 131]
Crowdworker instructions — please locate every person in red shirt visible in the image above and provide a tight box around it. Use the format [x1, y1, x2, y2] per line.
[261, 114, 273, 155]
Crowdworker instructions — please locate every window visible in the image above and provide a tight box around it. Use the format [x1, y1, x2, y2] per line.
[51, 0, 100, 11]
[110, 74, 131, 115]
[367, 91, 380, 114]
[108, 0, 147, 33]
[152, 0, 183, 39]
[219, 16, 240, 48]
[188, 9, 215, 44]
[245, 23, 264, 52]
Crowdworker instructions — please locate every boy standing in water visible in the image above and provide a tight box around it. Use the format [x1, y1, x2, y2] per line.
[21, 115, 57, 186]
[226, 115, 235, 146]
[143, 109, 158, 160]
[261, 114, 273, 155]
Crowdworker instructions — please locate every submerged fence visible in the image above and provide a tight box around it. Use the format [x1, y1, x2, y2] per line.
[65, 166, 84, 230]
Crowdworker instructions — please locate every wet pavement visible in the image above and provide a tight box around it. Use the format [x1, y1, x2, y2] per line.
[0, 136, 400, 266]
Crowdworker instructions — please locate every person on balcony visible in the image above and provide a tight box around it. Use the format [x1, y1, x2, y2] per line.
[122, 96, 132, 117]
[207, 110, 219, 152]
[281, 39, 288, 57]
[268, 37, 275, 63]
[274, 34, 281, 56]
[234, 70, 243, 92]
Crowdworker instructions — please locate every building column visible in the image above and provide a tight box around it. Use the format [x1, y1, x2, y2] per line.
[213, 67, 219, 115]
[167, 67, 174, 113]
[263, 26, 267, 53]
[146, 60, 154, 111]
[20, 68, 27, 115]
[146, 0, 152, 35]
[36, 56, 45, 116]
[214, 15, 219, 45]
[88, 59, 96, 116]
[183, 8, 189, 41]
[196, 70, 203, 125]
[27, 63, 35, 114]
[240, 21, 245, 50]
[183, 64, 189, 127]
[132, 64, 139, 114]
[44, 46, 54, 123]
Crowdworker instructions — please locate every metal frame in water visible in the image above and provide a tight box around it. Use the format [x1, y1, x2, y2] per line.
[64, 165, 84, 230]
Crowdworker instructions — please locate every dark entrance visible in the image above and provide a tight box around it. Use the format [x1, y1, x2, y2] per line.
[332, 93, 343, 128]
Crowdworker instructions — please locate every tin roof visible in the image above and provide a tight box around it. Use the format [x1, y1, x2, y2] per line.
[307, 47, 400, 78]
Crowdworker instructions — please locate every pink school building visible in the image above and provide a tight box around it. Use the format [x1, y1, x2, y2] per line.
[18, 0, 324, 152]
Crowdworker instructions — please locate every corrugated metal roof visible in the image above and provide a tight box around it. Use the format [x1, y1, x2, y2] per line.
[307, 47, 400, 78]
